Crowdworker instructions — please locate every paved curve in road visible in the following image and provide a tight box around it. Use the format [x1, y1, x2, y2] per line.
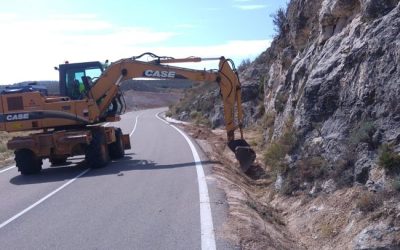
[0, 108, 235, 250]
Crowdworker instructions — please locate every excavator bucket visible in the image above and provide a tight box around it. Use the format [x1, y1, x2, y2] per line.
[228, 139, 256, 172]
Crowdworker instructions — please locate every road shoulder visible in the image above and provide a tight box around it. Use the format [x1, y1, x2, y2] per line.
[175, 122, 300, 249]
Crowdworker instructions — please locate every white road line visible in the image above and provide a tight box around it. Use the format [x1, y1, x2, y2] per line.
[129, 113, 141, 137]
[155, 111, 216, 250]
[155, 112, 170, 125]
[0, 112, 141, 229]
[0, 168, 90, 230]
[0, 166, 16, 174]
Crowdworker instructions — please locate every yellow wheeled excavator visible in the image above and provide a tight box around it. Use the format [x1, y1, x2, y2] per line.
[0, 52, 255, 175]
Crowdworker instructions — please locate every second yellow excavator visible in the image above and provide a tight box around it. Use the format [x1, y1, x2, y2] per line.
[0, 52, 256, 175]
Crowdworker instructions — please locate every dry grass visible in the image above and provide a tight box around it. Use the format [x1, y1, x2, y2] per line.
[297, 156, 327, 182]
[0, 132, 15, 160]
[392, 176, 400, 192]
[247, 129, 265, 149]
[262, 111, 276, 129]
[356, 191, 382, 213]
[320, 223, 337, 239]
[263, 117, 297, 175]
[170, 82, 219, 116]
[0, 131, 31, 167]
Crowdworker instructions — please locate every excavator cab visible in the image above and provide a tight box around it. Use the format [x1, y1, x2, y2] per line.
[58, 61, 103, 100]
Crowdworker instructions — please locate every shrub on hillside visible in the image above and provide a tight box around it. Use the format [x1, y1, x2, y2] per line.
[271, 6, 288, 37]
[263, 117, 297, 175]
[356, 192, 382, 213]
[379, 144, 400, 174]
[392, 176, 400, 192]
[237, 58, 252, 72]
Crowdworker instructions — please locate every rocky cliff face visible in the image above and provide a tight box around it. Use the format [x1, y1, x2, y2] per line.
[171, 2, 400, 248]
[243, 1, 400, 248]
[257, 0, 400, 191]
[177, 0, 400, 249]
[176, 0, 400, 191]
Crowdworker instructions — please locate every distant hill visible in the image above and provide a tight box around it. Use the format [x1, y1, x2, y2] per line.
[0, 81, 59, 95]
[1, 79, 193, 96]
[120, 79, 193, 92]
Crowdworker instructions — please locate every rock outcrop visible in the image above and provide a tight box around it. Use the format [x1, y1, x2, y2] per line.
[260, 0, 399, 189]
[172, 1, 400, 248]
[246, 0, 400, 248]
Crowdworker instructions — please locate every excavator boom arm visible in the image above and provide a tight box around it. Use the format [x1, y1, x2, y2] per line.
[89, 55, 244, 141]
[87, 53, 255, 170]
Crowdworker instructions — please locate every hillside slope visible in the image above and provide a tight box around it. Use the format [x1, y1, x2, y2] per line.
[172, 0, 400, 249]
[257, 0, 399, 194]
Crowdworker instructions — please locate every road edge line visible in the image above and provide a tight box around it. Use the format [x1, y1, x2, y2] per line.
[129, 113, 141, 137]
[0, 166, 16, 174]
[0, 168, 90, 229]
[155, 111, 216, 250]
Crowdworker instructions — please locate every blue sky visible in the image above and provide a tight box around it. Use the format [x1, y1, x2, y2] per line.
[0, 0, 287, 84]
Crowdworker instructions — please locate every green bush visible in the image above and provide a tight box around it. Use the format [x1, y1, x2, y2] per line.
[237, 58, 251, 72]
[378, 144, 400, 173]
[263, 117, 297, 175]
[263, 142, 289, 174]
[190, 111, 200, 119]
[189, 111, 211, 127]
[297, 156, 327, 181]
[165, 110, 172, 117]
[258, 77, 265, 98]
[274, 92, 289, 113]
[271, 7, 288, 37]
[349, 121, 376, 145]
[392, 176, 400, 192]
[280, 125, 297, 147]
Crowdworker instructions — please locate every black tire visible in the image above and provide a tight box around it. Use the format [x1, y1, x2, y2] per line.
[109, 128, 124, 159]
[85, 129, 109, 168]
[15, 149, 42, 175]
[49, 156, 68, 166]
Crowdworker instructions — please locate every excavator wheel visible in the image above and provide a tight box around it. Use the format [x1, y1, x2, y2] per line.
[85, 130, 110, 169]
[228, 139, 256, 172]
[109, 128, 125, 159]
[15, 149, 43, 175]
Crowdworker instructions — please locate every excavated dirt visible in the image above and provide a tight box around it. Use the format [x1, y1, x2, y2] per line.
[178, 123, 400, 250]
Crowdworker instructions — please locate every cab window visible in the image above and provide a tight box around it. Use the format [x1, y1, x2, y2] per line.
[65, 67, 102, 99]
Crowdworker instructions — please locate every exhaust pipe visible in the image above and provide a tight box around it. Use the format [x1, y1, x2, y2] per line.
[228, 139, 256, 172]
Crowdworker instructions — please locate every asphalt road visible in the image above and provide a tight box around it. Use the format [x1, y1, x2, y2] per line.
[0, 108, 234, 250]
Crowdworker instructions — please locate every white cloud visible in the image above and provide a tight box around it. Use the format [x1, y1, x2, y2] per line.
[0, 14, 270, 84]
[234, 5, 267, 10]
[0, 12, 17, 20]
[0, 15, 177, 84]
